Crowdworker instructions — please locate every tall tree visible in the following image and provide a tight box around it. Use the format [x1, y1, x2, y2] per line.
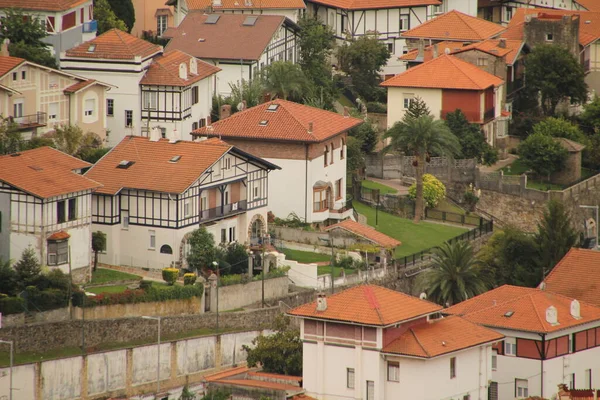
[186, 227, 216, 273]
[445, 110, 498, 165]
[262, 61, 307, 101]
[0, 8, 57, 68]
[0, 257, 16, 296]
[580, 95, 600, 134]
[419, 241, 489, 306]
[14, 247, 42, 289]
[526, 45, 587, 116]
[518, 132, 568, 180]
[94, 0, 128, 34]
[337, 34, 390, 101]
[532, 117, 587, 144]
[106, 0, 135, 32]
[384, 115, 460, 223]
[229, 78, 264, 108]
[404, 96, 431, 119]
[91, 231, 107, 272]
[536, 200, 578, 276]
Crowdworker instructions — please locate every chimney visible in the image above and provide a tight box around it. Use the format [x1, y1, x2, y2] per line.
[417, 39, 425, 60]
[149, 126, 161, 142]
[570, 299, 581, 319]
[343, 107, 349, 117]
[308, 121, 313, 133]
[169, 128, 179, 143]
[1, 39, 9, 57]
[498, 38, 506, 49]
[220, 104, 231, 120]
[316, 293, 327, 312]
[433, 43, 438, 59]
[242, 100, 247, 110]
[206, 115, 212, 127]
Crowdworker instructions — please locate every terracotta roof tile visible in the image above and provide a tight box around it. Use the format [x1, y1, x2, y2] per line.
[0, 56, 25, 78]
[63, 79, 97, 94]
[401, 10, 505, 41]
[47, 231, 71, 241]
[444, 285, 600, 333]
[325, 219, 401, 248]
[65, 29, 162, 60]
[192, 100, 362, 143]
[0, 0, 88, 11]
[306, 0, 439, 11]
[167, 0, 305, 10]
[205, 366, 249, 381]
[247, 371, 302, 382]
[543, 248, 600, 307]
[140, 50, 220, 86]
[213, 379, 301, 391]
[164, 13, 287, 61]
[84, 136, 232, 195]
[382, 315, 503, 358]
[556, 137, 585, 152]
[382, 54, 504, 90]
[288, 285, 442, 326]
[0, 147, 100, 199]
[399, 41, 468, 62]
[451, 38, 525, 65]
[576, 0, 600, 11]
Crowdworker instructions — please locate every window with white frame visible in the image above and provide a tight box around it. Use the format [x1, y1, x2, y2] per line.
[157, 14, 168, 36]
[143, 92, 158, 110]
[492, 350, 497, 371]
[48, 102, 58, 120]
[387, 361, 399, 382]
[400, 14, 409, 31]
[84, 98, 95, 117]
[47, 239, 68, 266]
[122, 210, 129, 229]
[505, 340, 517, 356]
[477, 57, 488, 66]
[149, 230, 156, 249]
[366, 381, 374, 400]
[450, 357, 456, 379]
[506, 6, 513, 21]
[13, 101, 23, 118]
[184, 200, 190, 217]
[347, 368, 355, 389]
[585, 369, 592, 389]
[403, 94, 414, 109]
[125, 110, 133, 128]
[229, 226, 236, 242]
[107, 99, 114, 116]
[515, 379, 528, 398]
[220, 228, 226, 243]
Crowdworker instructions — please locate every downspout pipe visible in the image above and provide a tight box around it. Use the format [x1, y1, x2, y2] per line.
[540, 333, 546, 398]
[304, 144, 308, 222]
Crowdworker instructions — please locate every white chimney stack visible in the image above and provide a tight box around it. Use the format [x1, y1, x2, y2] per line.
[316, 293, 327, 312]
[570, 299, 581, 319]
[546, 305, 558, 325]
[169, 128, 179, 143]
[1, 39, 10, 57]
[149, 127, 161, 142]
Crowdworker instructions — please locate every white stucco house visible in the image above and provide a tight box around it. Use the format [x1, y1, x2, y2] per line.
[163, 13, 300, 96]
[0, 147, 101, 283]
[84, 134, 279, 270]
[445, 285, 600, 400]
[288, 285, 504, 400]
[192, 100, 362, 225]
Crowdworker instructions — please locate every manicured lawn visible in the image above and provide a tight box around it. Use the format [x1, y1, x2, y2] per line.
[281, 248, 331, 264]
[501, 158, 565, 191]
[90, 268, 140, 285]
[434, 199, 466, 215]
[361, 179, 398, 195]
[501, 158, 529, 176]
[353, 201, 468, 258]
[317, 265, 358, 277]
[87, 285, 129, 294]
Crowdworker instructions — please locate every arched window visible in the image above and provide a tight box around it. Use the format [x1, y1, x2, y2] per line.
[330, 143, 334, 164]
[324, 146, 329, 167]
[160, 245, 173, 254]
[340, 138, 345, 159]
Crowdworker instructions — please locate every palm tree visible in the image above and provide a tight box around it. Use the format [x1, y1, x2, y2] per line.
[419, 241, 489, 307]
[384, 115, 460, 223]
[262, 61, 307, 100]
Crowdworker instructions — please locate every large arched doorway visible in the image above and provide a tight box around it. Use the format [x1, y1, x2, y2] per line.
[248, 214, 266, 245]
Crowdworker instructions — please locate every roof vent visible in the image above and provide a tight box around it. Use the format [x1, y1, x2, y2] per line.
[117, 160, 135, 169]
[504, 311, 514, 318]
[259, 120, 268, 126]
[444, 47, 451, 54]
[316, 293, 327, 312]
[546, 305, 559, 326]
[169, 155, 182, 163]
[198, 38, 206, 42]
[570, 299, 581, 319]
[205, 14, 220, 24]
[87, 44, 96, 52]
[585, 20, 591, 24]
[245, 0, 253, 5]
[243, 16, 258, 26]
[539, 282, 546, 291]
[266, 104, 279, 112]
[308, 121, 313, 133]
[10, 153, 21, 157]
[419, 292, 427, 300]
[441, 341, 447, 346]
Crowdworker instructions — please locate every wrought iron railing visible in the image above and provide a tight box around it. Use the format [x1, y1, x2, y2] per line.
[11, 112, 47, 129]
[200, 200, 247, 222]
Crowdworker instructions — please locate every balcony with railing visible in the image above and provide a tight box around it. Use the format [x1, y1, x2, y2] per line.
[10, 112, 47, 131]
[329, 200, 355, 220]
[83, 20, 98, 33]
[483, 107, 495, 123]
[200, 200, 247, 223]
[441, 109, 482, 123]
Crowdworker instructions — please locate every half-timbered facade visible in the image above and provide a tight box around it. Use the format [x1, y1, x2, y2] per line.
[84, 135, 279, 270]
[0, 147, 100, 283]
[477, 0, 596, 25]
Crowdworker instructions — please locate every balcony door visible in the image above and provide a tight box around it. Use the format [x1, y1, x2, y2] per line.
[13, 101, 23, 118]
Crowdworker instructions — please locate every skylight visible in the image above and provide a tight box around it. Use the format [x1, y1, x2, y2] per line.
[87, 44, 96, 53]
[169, 155, 182, 163]
[205, 15, 220, 24]
[243, 16, 258, 26]
[117, 160, 135, 169]
[504, 311, 514, 318]
[259, 120, 268, 126]
[266, 104, 279, 112]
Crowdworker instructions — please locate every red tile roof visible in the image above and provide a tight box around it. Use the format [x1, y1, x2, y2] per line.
[167, 0, 305, 10]
[164, 13, 288, 61]
[288, 285, 442, 326]
[140, 50, 220, 86]
[65, 29, 163, 60]
[401, 10, 505, 41]
[382, 54, 504, 90]
[444, 285, 600, 333]
[212, 379, 301, 392]
[0, 0, 88, 11]
[399, 41, 468, 62]
[325, 219, 401, 249]
[247, 371, 302, 382]
[0, 56, 25, 78]
[205, 366, 249, 381]
[85, 136, 232, 195]
[382, 315, 503, 358]
[47, 231, 71, 241]
[543, 248, 600, 307]
[306, 0, 439, 11]
[576, 0, 600, 12]
[451, 38, 525, 65]
[63, 79, 97, 94]
[0, 147, 100, 199]
[192, 100, 363, 143]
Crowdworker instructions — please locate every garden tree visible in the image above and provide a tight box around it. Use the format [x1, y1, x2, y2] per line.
[262, 61, 307, 101]
[418, 241, 488, 306]
[297, 14, 336, 108]
[106, 0, 135, 32]
[91, 231, 107, 272]
[95, 0, 128, 34]
[479, 226, 541, 288]
[445, 110, 498, 165]
[0, 117, 22, 155]
[0, 8, 57, 68]
[14, 247, 42, 290]
[532, 117, 588, 144]
[384, 115, 460, 223]
[346, 136, 365, 174]
[404, 96, 431, 119]
[536, 200, 578, 276]
[217, 242, 250, 275]
[243, 315, 302, 376]
[407, 173, 446, 209]
[52, 125, 102, 157]
[229, 78, 264, 108]
[526, 45, 587, 116]
[337, 34, 390, 101]
[518, 132, 568, 180]
[186, 227, 216, 273]
[0, 257, 16, 296]
[580, 95, 600, 134]
[348, 118, 378, 154]
[79, 147, 111, 164]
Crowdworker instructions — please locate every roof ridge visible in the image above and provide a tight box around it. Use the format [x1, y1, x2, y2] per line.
[410, 327, 431, 357]
[528, 293, 548, 332]
[278, 100, 319, 140]
[446, 55, 492, 89]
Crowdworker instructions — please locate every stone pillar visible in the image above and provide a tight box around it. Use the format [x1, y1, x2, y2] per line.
[248, 255, 253, 279]
[208, 274, 217, 313]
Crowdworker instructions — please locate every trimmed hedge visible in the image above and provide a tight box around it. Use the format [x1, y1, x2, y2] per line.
[162, 268, 179, 285]
[26, 287, 70, 311]
[366, 101, 387, 113]
[73, 283, 204, 308]
[183, 273, 197, 286]
[0, 296, 25, 315]
[220, 268, 289, 287]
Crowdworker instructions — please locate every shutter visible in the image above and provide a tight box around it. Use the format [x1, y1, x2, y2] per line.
[488, 382, 498, 400]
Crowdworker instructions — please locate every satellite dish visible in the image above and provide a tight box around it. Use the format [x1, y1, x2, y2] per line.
[237, 102, 245, 111]
[419, 292, 427, 300]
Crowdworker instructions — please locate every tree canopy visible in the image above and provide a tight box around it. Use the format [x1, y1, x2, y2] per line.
[404, 96, 431, 120]
[518, 132, 568, 178]
[186, 227, 217, 273]
[106, 0, 135, 32]
[532, 117, 587, 145]
[95, 0, 128, 34]
[526, 45, 587, 116]
[445, 109, 498, 165]
[536, 199, 578, 275]
[262, 61, 307, 101]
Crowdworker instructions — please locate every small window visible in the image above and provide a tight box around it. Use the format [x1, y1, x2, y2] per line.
[192, 122, 198, 131]
[450, 357, 456, 379]
[48, 102, 59, 120]
[516, 379, 528, 398]
[477, 58, 488, 66]
[335, 178, 343, 200]
[387, 361, 399, 382]
[107, 99, 114, 116]
[68, 198, 77, 221]
[387, 42, 394, 54]
[399, 14, 409, 31]
[21, 70, 26, 80]
[585, 369, 592, 389]
[505, 341, 517, 356]
[340, 138, 345, 159]
[122, 211, 129, 229]
[143, 92, 158, 110]
[84, 98, 94, 117]
[184, 200, 190, 217]
[324, 146, 329, 167]
[229, 226, 236, 242]
[160, 245, 173, 254]
[492, 350, 498, 371]
[347, 368, 355, 389]
[403, 94, 414, 109]
[366, 380, 374, 400]
[254, 186, 259, 199]
[57, 200, 66, 224]
[47, 239, 68, 266]
[330, 143, 334, 164]
[125, 110, 133, 127]
[192, 86, 199, 104]
[157, 14, 168, 36]
[546, 33, 554, 41]
[149, 230, 156, 249]
[12, 72, 17, 81]
[220, 228, 226, 243]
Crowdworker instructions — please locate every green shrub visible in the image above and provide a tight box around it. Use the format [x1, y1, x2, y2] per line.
[220, 274, 251, 286]
[366, 101, 387, 113]
[27, 287, 70, 311]
[0, 296, 25, 314]
[74, 283, 204, 308]
[162, 268, 179, 285]
[139, 280, 153, 291]
[408, 174, 446, 209]
[183, 273, 197, 286]
[335, 255, 360, 270]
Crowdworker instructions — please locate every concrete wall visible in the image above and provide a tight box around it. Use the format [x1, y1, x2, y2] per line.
[0, 330, 268, 400]
[216, 276, 289, 311]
